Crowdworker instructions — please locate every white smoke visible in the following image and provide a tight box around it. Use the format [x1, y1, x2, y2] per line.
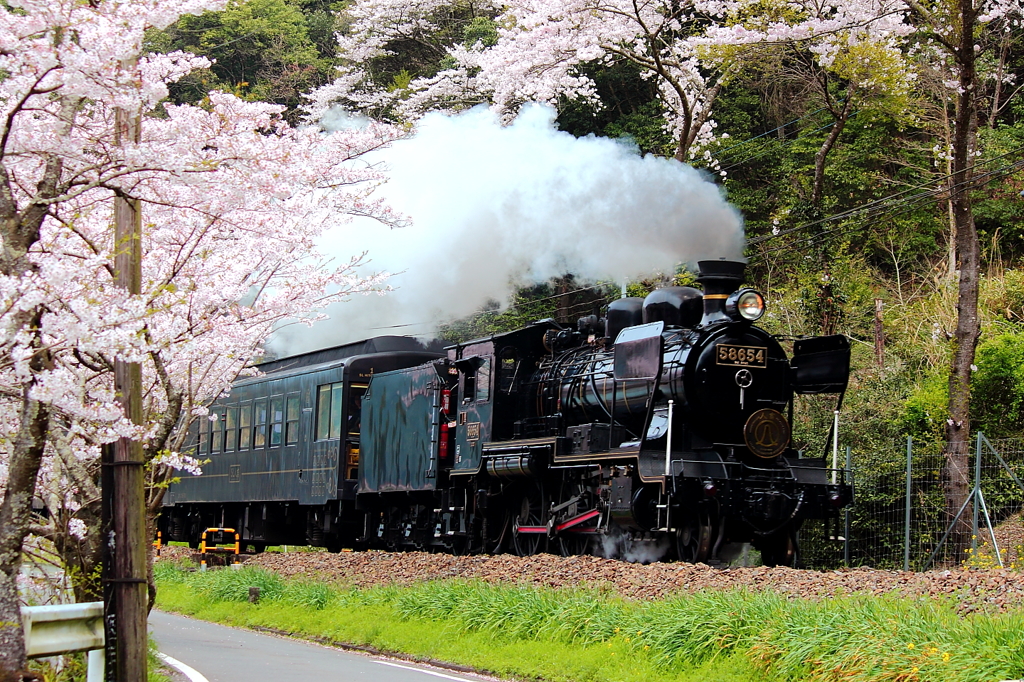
[598, 527, 672, 564]
[272, 104, 743, 354]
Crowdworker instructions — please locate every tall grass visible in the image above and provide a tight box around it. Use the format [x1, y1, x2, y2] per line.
[156, 565, 1024, 682]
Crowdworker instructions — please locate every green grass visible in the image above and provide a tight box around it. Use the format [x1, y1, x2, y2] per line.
[154, 563, 1024, 682]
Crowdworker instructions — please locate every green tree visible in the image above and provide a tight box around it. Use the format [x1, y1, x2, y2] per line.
[149, 0, 331, 121]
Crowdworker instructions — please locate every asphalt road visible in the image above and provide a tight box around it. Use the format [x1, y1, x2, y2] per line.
[149, 610, 495, 682]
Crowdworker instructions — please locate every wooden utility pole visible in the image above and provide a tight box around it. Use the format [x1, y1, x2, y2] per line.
[105, 57, 148, 682]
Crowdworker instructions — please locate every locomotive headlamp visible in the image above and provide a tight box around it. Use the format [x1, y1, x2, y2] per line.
[726, 289, 765, 322]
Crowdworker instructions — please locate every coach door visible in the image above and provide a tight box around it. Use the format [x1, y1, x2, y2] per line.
[342, 381, 368, 489]
[307, 379, 343, 504]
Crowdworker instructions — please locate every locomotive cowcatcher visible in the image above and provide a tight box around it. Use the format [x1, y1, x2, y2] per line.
[161, 259, 852, 565]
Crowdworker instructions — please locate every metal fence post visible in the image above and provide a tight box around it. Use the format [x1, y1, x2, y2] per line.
[972, 432, 982, 552]
[844, 445, 851, 566]
[904, 436, 912, 571]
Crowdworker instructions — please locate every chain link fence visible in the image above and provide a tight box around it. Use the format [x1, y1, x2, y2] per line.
[802, 434, 1024, 570]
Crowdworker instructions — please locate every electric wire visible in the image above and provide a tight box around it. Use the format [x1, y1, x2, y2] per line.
[717, 118, 851, 174]
[751, 152, 1024, 261]
[747, 144, 1024, 250]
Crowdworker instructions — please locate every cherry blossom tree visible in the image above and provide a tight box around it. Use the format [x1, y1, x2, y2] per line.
[465, 0, 743, 162]
[305, 0, 500, 124]
[0, 0, 401, 670]
[309, 0, 744, 161]
[313, 0, 916, 167]
[901, 0, 1023, 554]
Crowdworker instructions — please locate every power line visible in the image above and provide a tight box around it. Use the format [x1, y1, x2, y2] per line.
[714, 106, 831, 157]
[751, 152, 1024, 260]
[717, 117, 853, 174]
[747, 144, 1024, 251]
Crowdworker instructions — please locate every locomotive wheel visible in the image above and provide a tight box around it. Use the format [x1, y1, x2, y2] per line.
[447, 534, 471, 555]
[760, 528, 798, 567]
[486, 508, 511, 554]
[512, 485, 548, 556]
[558, 533, 591, 556]
[556, 479, 591, 556]
[675, 510, 712, 563]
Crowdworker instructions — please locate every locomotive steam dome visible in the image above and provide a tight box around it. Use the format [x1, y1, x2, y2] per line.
[605, 297, 644, 343]
[642, 286, 703, 328]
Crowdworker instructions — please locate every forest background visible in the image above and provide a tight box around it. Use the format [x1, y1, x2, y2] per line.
[141, 0, 1024, 566]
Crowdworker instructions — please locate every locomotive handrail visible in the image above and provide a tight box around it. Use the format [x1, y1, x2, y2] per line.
[672, 457, 802, 481]
[483, 436, 559, 450]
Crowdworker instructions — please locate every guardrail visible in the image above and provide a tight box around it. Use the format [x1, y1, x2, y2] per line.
[21, 601, 104, 682]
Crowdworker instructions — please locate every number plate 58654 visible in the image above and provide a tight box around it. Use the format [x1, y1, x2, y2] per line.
[716, 344, 767, 367]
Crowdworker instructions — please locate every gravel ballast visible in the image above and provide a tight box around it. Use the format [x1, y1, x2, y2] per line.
[172, 549, 1024, 614]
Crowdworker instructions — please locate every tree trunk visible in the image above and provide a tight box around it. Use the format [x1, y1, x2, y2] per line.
[0, 375, 51, 671]
[942, 0, 980, 559]
[811, 97, 854, 207]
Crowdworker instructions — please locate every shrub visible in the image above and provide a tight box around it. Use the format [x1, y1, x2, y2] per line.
[186, 566, 285, 603]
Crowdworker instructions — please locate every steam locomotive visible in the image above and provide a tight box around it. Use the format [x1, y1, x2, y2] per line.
[161, 259, 852, 566]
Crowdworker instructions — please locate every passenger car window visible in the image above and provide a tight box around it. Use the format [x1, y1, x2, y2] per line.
[254, 399, 267, 448]
[270, 396, 284, 447]
[239, 402, 251, 450]
[315, 382, 344, 440]
[225, 406, 238, 452]
[210, 410, 223, 453]
[316, 385, 332, 441]
[285, 395, 300, 444]
[198, 417, 209, 455]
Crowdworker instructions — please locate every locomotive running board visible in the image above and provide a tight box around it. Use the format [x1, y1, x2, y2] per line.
[552, 446, 641, 464]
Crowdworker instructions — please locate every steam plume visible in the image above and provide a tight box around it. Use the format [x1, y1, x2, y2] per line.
[272, 104, 743, 354]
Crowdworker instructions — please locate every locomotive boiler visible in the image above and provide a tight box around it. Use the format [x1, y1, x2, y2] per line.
[161, 259, 852, 566]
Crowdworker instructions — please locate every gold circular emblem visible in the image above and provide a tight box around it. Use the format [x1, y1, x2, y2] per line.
[743, 409, 790, 458]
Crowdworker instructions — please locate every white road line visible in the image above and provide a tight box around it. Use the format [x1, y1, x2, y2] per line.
[375, 660, 480, 682]
[157, 652, 210, 682]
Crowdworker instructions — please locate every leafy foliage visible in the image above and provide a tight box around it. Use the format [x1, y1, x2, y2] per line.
[148, 0, 334, 121]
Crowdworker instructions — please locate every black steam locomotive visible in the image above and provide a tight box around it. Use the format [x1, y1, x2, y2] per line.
[161, 260, 852, 566]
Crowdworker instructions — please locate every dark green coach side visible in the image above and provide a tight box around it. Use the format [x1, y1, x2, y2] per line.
[160, 336, 442, 550]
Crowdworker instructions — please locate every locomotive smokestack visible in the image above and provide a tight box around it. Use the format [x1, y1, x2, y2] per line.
[697, 259, 747, 325]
